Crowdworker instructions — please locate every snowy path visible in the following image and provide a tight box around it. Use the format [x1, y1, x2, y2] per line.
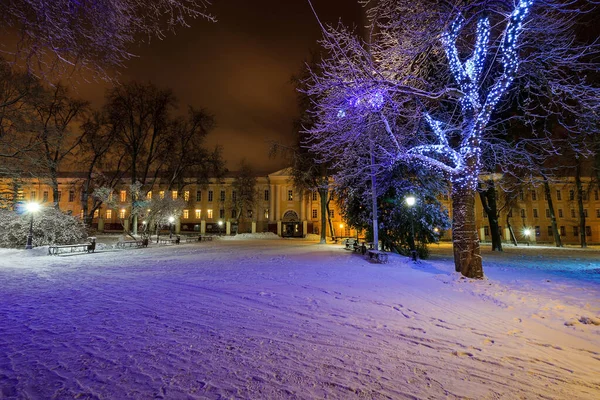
[0, 240, 599, 399]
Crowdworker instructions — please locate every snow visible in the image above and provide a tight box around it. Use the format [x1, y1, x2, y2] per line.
[0, 237, 598, 399]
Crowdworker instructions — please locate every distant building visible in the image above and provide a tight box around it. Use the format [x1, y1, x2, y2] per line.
[1, 169, 598, 244]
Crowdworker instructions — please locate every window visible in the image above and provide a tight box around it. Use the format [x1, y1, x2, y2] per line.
[172, 190, 178, 200]
[312, 191, 318, 201]
[264, 209, 269, 219]
[520, 209, 525, 218]
[595, 190, 599, 201]
[569, 190, 575, 201]
[184, 191, 190, 201]
[570, 209, 576, 218]
[519, 190, 524, 201]
[69, 190, 75, 202]
[483, 226, 490, 236]
[573, 226, 579, 237]
[597, 209, 600, 218]
[558, 209, 563, 218]
[556, 190, 562, 201]
[247, 209, 253, 218]
[120, 190, 126, 202]
[106, 210, 112, 219]
[159, 190, 165, 199]
[533, 209, 538, 218]
[30, 191, 36, 200]
[219, 209, 225, 219]
[119, 209, 126, 219]
[585, 226, 592, 236]
[584, 209, 588, 217]
[220, 190, 225, 201]
[559, 226, 565, 236]
[535, 226, 540, 237]
[56, 191, 62, 202]
[312, 209, 318, 219]
[94, 210, 99, 218]
[183, 209, 189, 219]
[265, 189, 270, 201]
[43, 191, 48, 202]
[531, 190, 537, 201]
[329, 209, 335, 219]
[288, 190, 293, 201]
[147, 191, 152, 200]
[208, 190, 213, 202]
[80, 210, 84, 219]
[232, 191, 237, 202]
[207, 209, 213, 219]
[195, 209, 201, 219]
[582, 191, 588, 201]
[545, 209, 550, 218]
[231, 209, 237, 218]
[547, 226, 553, 237]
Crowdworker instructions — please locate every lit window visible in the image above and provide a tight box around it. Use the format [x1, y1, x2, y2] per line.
[312, 191, 317, 201]
[159, 190, 165, 199]
[106, 210, 112, 219]
[207, 209, 213, 219]
[172, 190, 178, 200]
[147, 191, 152, 200]
[183, 209, 189, 219]
[184, 191, 190, 201]
[195, 209, 201, 219]
[80, 210, 84, 218]
[288, 190, 293, 201]
[119, 209, 126, 219]
[120, 190, 126, 202]
[329, 209, 335, 219]
[94, 210, 99, 218]
[264, 209, 269, 219]
[31, 191, 36, 200]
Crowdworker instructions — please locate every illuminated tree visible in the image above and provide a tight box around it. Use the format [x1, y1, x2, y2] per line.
[304, 0, 599, 277]
[0, 0, 214, 79]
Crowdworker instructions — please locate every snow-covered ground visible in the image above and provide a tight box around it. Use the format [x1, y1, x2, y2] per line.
[0, 237, 598, 399]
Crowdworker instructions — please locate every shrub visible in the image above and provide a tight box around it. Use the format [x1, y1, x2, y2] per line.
[0, 208, 87, 248]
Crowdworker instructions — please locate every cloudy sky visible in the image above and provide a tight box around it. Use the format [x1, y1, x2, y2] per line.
[77, 0, 364, 172]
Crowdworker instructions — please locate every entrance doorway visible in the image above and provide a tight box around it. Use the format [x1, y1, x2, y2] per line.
[281, 210, 302, 237]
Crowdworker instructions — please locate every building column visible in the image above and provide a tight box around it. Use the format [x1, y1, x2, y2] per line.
[275, 185, 281, 222]
[479, 227, 486, 242]
[226, 221, 231, 235]
[252, 221, 256, 234]
[302, 220, 307, 237]
[200, 220, 206, 234]
[504, 227, 511, 241]
[300, 190, 306, 221]
[123, 218, 130, 232]
[277, 220, 282, 236]
[98, 217, 104, 233]
[269, 184, 275, 223]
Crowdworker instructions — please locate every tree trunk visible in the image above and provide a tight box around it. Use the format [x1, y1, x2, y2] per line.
[451, 184, 483, 278]
[319, 187, 328, 244]
[478, 180, 502, 251]
[575, 160, 587, 248]
[370, 140, 379, 250]
[542, 176, 562, 247]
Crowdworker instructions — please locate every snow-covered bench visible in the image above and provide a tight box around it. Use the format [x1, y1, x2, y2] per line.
[49, 238, 96, 256]
[344, 238, 357, 250]
[158, 237, 180, 245]
[116, 239, 148, 248]
[366, 249, 388, 263]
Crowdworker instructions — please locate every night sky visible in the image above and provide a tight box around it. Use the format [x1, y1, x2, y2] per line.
[78, 0, 364, 172]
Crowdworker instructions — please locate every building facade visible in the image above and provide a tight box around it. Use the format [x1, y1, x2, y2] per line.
[1, 169, 599, 244]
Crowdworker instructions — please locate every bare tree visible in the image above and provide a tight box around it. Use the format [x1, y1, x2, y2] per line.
[1, 0, 215, 80]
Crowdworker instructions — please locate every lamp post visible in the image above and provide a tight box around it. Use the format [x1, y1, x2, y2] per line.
[339, 223, 344, 239]
[405, 195, 417, 262]
[218, 220, 223, 236]
[523, 228, 531, 246]
[25, 202, 41, 249]
[168, 216, 175, 238]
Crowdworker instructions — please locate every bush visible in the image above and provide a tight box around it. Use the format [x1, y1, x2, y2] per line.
[0, 208, 87, 248]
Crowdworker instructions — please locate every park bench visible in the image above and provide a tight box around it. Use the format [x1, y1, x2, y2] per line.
[200, 235, 213, 241]
[158, 236, 180, 245]
[184, 235, 200, 243]
[344, 238, 357, 250]
[48, 237, 96, 256]
[116, 238, 148, 248]
[366, 249, 389, 263]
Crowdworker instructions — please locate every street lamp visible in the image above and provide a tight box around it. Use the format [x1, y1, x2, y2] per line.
[523, 228, 531, 246]
[25, 202, 41, 249]
[168, 216, 175, 238]
[218, 220, 223, 236]
[339, 223, 344, 239]
[405, 195, 417, 262]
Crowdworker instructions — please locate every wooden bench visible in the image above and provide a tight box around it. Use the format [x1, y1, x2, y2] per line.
[49, 242, 95, 256]
[158, 237, 180, 245]
[116, 239, 148, 248]
[366, 249, 389, 263]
